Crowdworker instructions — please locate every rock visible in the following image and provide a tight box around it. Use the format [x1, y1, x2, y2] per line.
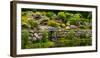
[70, 25, 78, 29]
[48, 27, 57, 31]
[39, 25, 48, 30]
[32, 37, 37, 41]
[29, 37, 37, 41]
[65, 26, 70, 29]
[34, 33, 39, 38]
[33, 33, 43, 40]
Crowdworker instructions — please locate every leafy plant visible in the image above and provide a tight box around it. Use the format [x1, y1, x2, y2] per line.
[22, 15, 28, 24]
[66, 30, 76, 40]
[41, 41, 55, 48]
[22, 22, 30, 29]
[28, 19, 38, 29]
[21, 29, 29, 49]
[80, 39, 92, 46]
[69, 13, 81, 25]
[58, 12, 67, 23]
[57, 38, 81, 47]
[48, 20, 60, 27]
[42, 30, 49, 42]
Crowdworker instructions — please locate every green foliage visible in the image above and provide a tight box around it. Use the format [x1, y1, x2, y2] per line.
[61, 23, 66, 28]
[34, 12, 42, 19]
[28, 19, 38, 29]
[48, 20, 60, 27]
[58, 12, 67, 23]
[22, 22, 30, 29]
[80, 39, 92, 46]
[21, 13, 30, 29]
[29, 41, 55, 48]
[69, 13, 81, 25]
[30, 43, 42, 48]
[22, 15, 28, 23]
[58, 38, 91, 47]
[87, 13, 92, 20]
[46, 12, 57, 20]
[67, 13, 80, 21]
[27, 11, 33, 16]
[22, 12, 27, 16]
[41, 41, 55, 48]
[58, 12, 66, 19]
[65, 13, 73, 20]
[42, 30, 49, 42]
[57, 38, 81, 47]
[46, 12, 54, 17]
[80, 25, 85, 29]
[21, 29, 29, 49]
[79, 31, 91, 39]
[66, 30, 76, 39]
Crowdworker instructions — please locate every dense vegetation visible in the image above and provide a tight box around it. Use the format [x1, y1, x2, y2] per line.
[21, 8, 92, 49]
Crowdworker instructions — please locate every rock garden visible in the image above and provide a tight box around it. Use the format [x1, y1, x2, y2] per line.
[21, 8, 92, 49]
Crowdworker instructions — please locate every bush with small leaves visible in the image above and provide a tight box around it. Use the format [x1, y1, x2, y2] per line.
[80, 39, 92, 46]
[21, 29, 29, 49]
[22, 22, 30, 29]
[57, 38, 81, 47]
[41, 41, 55, 48]
[41, 30, 49, 42]
[28, 19, 38, 29]
[58, 12, 68, 23]
[65, 30, 76, 40]
[46, 12, 55, 19]
[22, 15, 28, 23]
[48, 20, 60, 27]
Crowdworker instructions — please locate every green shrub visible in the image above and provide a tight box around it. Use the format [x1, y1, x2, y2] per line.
[61, 23, 66, 28]
[32, 43, 42, 48]
[69, 13, 81, 25]
[21, 29, 29, 49]
[79, 31, 91, 39]
[31, 41, 55, 48]
[79, 25, 86, 29]
[41, 41, 55, 48]
[58, 12, 68, 23]
[58, 12, 66, 19]
[57, 38, 81, 47]
[22, 15, 28, 23]
[80, 39, 92, 46]
[71, 39, 81, 46]
[28, 19, 38, 29]
[29, 41, 55, 48]
[46, 12, 55, 19]
[71, 13, 81, 20]
[41, 30, 49, 42]
[66, 30, 76, 40]
[48, 20, 60, 27]
[22, 22, 30, 29]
